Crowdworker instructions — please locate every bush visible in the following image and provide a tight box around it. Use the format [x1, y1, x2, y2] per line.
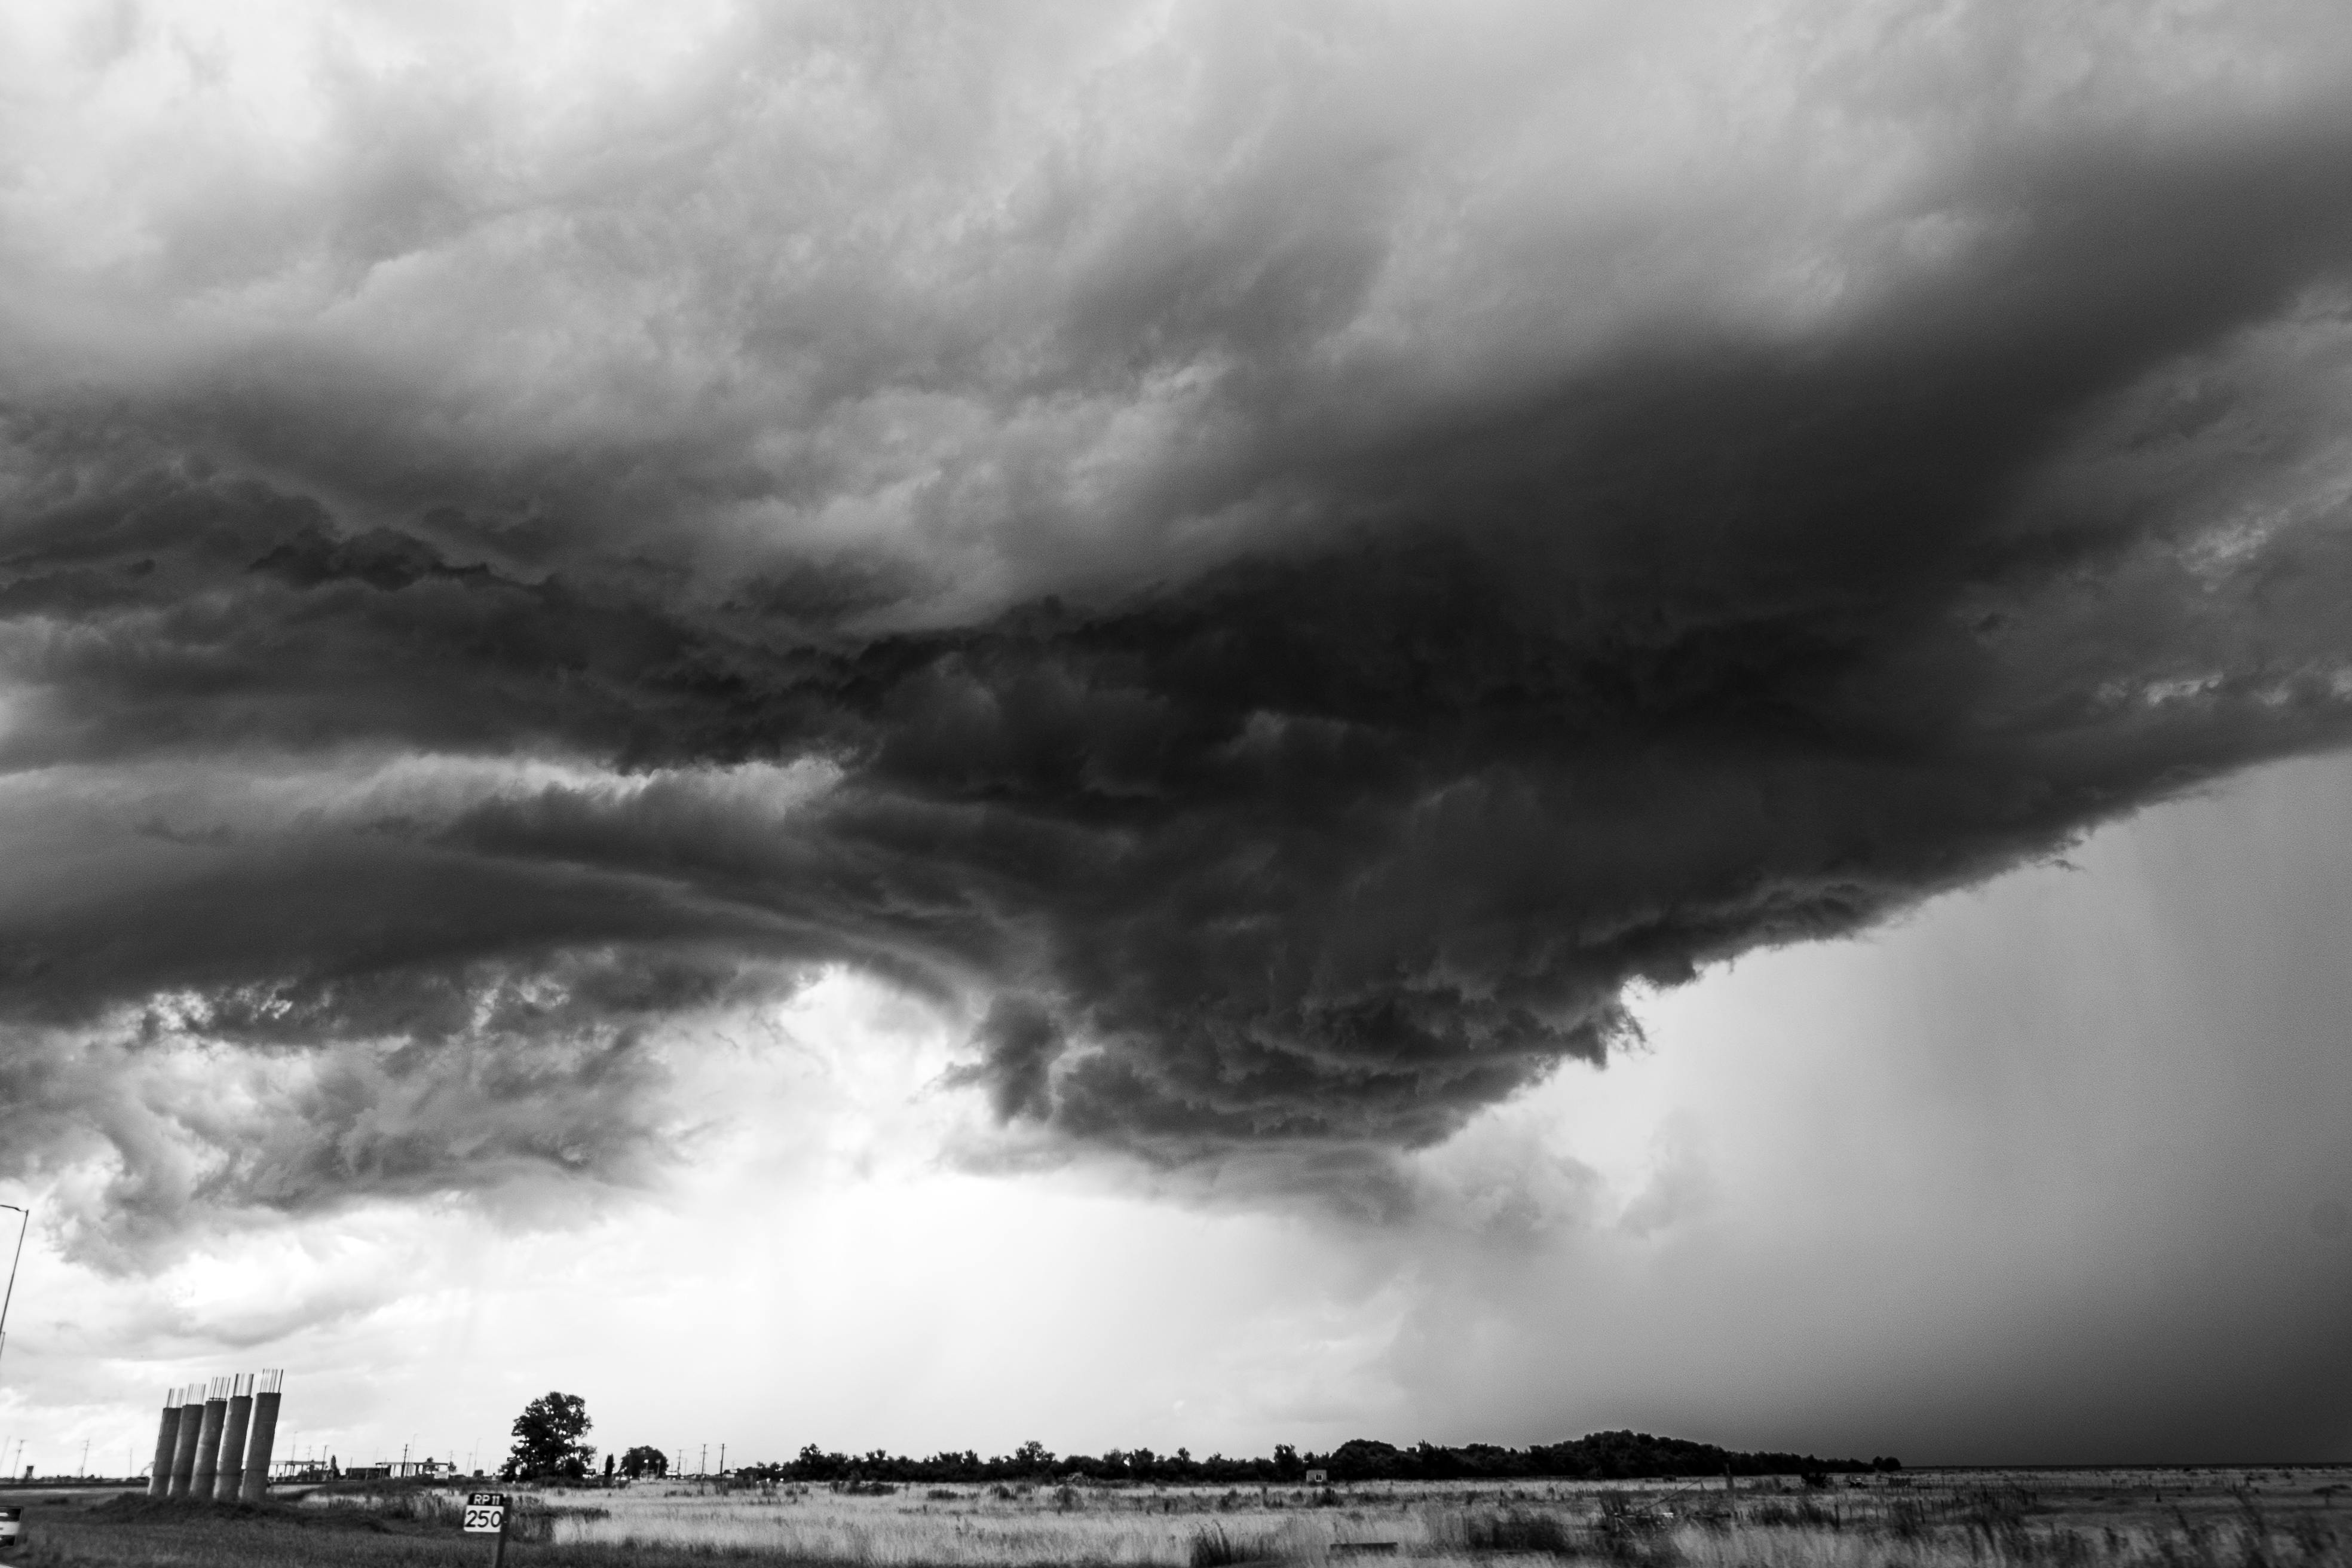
[1464, 1509, 1574, 1552]
[1189, 1524, 1281, 1566]
[505, 1502, 558, 1545]
[1588, 1494, 1677, 1566]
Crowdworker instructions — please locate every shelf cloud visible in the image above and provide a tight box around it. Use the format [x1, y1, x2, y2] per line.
[6, 0, 2352, 1253]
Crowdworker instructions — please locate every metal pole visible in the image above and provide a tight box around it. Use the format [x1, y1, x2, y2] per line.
[0, 1205, 28, 1380]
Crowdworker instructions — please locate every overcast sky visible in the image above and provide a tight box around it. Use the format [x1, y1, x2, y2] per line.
[1, 0, 2348, 1475]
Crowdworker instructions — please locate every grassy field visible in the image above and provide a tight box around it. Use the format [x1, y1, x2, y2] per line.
[1, 1466, 2343, 1566]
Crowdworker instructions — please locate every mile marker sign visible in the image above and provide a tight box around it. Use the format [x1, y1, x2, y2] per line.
[464, 1492, 508, 1533]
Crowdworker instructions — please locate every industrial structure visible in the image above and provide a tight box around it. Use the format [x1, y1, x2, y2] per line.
[146, 1387, 182, 1496]
[188, 1379, 226, 1497]
[166, 1387, 201, 1497]
[215, 1373, 253, 1500]
[146, 1370, 284, 1502]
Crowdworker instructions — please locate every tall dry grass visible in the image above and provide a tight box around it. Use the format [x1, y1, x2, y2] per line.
[9, 1471, 2343, 1567]
[517, 1475, 2350, 1567]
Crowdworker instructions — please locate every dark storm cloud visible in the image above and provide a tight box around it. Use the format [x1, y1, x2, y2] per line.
[0, 1013, 677, 1269]
[6, 0, 2352, 1244]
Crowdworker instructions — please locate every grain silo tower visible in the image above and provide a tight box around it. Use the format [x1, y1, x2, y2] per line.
[214, 1373, 255, 1501]
[145, 1387, 183, 1498]
[237, 1369, 284, 1503]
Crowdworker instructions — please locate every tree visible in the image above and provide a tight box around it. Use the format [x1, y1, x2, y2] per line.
[502, 1391, 595, 1481]
[620, 1445, 669, 1481]
[794, 1444, 848, 1481]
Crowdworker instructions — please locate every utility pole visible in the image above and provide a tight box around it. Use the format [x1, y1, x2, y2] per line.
[0, 1203, 30, 1382]
[719, 1443, 725, 1476]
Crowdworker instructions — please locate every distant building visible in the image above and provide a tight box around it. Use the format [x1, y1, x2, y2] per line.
[389, 1459, 458, 1480]
[337, 1459, 457, 1482]
[1304, 1469, 1328, 1485]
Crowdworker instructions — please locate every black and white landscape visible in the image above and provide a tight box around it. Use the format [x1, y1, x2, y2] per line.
[0, 0, 2347, 1484]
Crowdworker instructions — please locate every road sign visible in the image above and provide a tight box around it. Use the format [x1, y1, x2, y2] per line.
[463, 1492, 508, 1534]
[0, 1504, 19, 1552]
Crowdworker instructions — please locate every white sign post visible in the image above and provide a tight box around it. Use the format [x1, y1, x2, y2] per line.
[0, 1503, 20, 1553]
[464, 1490, 509, 1565]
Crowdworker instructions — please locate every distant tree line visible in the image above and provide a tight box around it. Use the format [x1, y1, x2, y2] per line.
[731, 1432, 1898, 1486]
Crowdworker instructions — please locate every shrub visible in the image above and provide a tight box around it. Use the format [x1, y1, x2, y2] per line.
[1464, 1509, 1574, 1552]
[1589, 1495, 1675, 1566]
[384, 1491, 464, 1528]
[1190, 1524, 1281, 1566]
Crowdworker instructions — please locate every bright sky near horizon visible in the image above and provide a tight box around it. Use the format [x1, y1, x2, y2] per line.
[1, 0, 2349, 1474]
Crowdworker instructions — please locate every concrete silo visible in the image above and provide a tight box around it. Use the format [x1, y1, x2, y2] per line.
[146, 1387, 183, 1498]
[214, 1373, 255, 1502]
[188, 1378, 229, 1499]
[166, 1386, 204, 1497]
[237, 1370, 283, 1503]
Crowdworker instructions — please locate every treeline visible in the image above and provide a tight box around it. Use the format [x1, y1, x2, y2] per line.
[736, 1432, 1898, 1486]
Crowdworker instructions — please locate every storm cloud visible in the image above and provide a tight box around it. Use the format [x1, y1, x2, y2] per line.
[7, 0, 2352, 1249]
